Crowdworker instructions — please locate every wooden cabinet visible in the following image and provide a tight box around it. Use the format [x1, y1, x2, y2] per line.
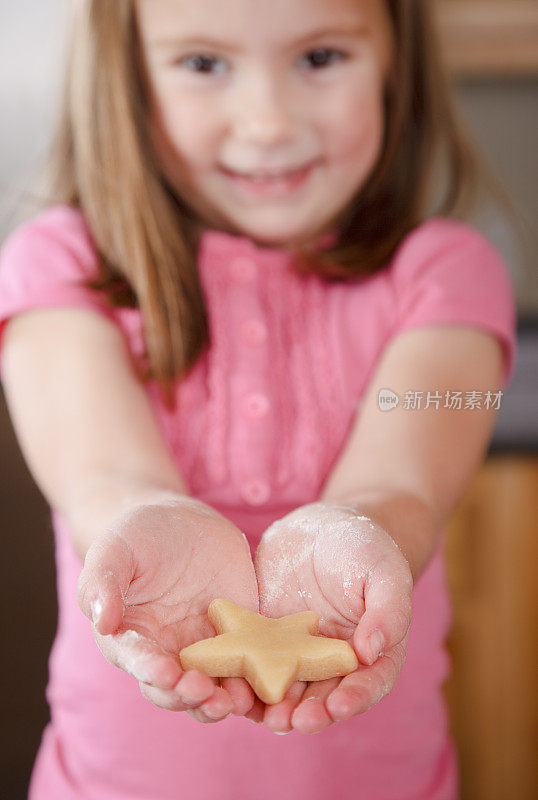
[436, 1, 538, 77]
[443, 455, 538, 800]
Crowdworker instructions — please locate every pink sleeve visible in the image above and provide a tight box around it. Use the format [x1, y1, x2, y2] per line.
[0, 205, 117, 381]
[390, 217, 518, 387]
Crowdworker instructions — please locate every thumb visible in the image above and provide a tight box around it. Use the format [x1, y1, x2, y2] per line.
[77, 532, 134, 635]
[353, 556, 413, 666]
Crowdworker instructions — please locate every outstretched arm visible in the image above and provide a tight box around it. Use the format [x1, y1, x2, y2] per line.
[252, 324, 506, 734]
[2, 307, 259, 722]
[318, 324, 506, 580]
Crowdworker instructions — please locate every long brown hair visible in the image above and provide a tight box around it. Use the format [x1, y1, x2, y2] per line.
[31, 0, 508, 409]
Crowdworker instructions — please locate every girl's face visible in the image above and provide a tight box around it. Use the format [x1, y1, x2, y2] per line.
[137, 0, 393, 246]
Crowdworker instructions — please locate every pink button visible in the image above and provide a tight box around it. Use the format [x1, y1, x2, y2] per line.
[240, 478, 271, 506]
[240, 318, 267, 345]
[229, 256, 256, 282]
[242, 392, 270, 418]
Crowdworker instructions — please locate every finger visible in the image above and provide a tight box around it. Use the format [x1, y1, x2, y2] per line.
[196, 684, 235, 721]
[245, 696, 266, 724]
[354, 556, 413, 665]
[174, 668, 218, 701]
[139, 682, 200, 712]
[138, 672, 221, 714]
[186, 708, 227, 724]
[261, 680, 308, 732]
[93, 625, 182, 689]
[326, 639, 407, 722]
[77, 533, 134, 635]
[289, 677, 340, 734]
[220, 676, 257, 717]
[176, 673, 236, 722]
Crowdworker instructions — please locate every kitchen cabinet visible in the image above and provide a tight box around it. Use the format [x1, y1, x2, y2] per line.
[436, 0, 538, 77]
[443, 455, 538, 800]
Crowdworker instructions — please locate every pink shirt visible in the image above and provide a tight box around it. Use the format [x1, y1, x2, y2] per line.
[0, 205, 517, 800]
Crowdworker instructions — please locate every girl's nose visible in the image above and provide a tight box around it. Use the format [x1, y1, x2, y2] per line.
[230, 71, 296, 145]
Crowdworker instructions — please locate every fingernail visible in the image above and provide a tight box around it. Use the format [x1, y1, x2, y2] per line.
[177, 695, 193, 706]
[367, 630, 384, 663]
[205, 710, 231, 720]
[178, 692, 209, 706]
[274, 731, 290, 735]
[90, 598, 103, 623]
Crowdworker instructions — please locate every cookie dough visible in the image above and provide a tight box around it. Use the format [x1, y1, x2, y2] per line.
[178, 598, 358, 704]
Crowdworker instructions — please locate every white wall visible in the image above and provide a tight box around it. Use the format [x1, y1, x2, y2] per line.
[0, 0, 71, 233]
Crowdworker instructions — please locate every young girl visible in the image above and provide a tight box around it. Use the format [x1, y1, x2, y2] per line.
[0, 0, 518, 798]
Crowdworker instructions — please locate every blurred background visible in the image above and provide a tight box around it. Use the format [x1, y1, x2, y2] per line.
[0, 1, 537, 798]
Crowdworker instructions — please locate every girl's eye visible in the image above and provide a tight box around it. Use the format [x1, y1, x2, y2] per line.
[300, 47, 347, 70]
[173, 47, 347, 75]
[178, 54, 226, 75]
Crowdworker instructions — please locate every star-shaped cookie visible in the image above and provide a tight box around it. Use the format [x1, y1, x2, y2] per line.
[178, 598, 359, 704]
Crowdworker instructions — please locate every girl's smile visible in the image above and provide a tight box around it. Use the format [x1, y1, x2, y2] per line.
[137, 0, 393, 246]
[218, 159, 321, 199]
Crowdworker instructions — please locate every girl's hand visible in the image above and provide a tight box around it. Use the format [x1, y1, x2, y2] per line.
[77, 497, 259, 724]
[252, 501, 413, 734]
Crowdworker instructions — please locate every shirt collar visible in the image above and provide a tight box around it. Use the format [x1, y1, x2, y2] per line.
[198, 227, 339, 270]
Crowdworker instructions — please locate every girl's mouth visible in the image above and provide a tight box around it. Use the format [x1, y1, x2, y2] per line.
[219, 160, 319, 197]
